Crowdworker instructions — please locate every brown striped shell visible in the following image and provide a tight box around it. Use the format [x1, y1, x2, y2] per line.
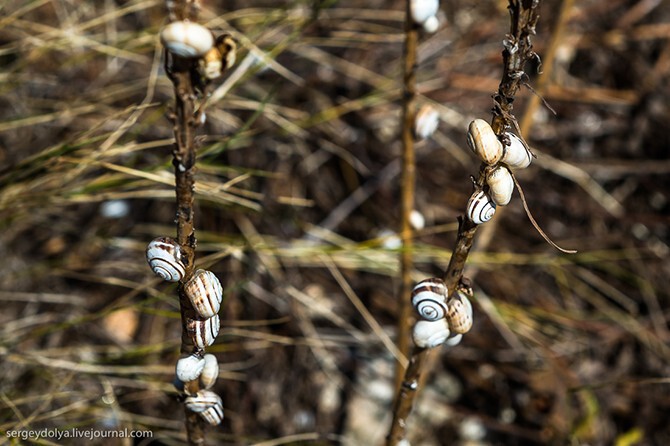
[411, 278, 449, 321]
[447, 290, 474, 334]
[184, 269, 223, 319]
[186, 314, 220, 350]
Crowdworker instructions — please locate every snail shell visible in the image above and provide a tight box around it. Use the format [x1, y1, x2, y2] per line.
[200, 400, 225, 425]
[184, 269, 223, 319]
[444, 334, 463, 347]
[467, 119, 503, 165]
[411, 278, 448, 321]
[200, 353, 219, 389]
[501, 132, 532, 169]
[160, 21, 214, 58]
[413, 318, 450, 349]
[146, 237, 186, 282]
[422, 16, 440, 33]
[200, 33, 237, 80]
[187, 314, 220, 350]
[184, 389, 222, 413]
[447, 290, 473, 334]
[466, 190, 496, 224]
[486, 166, 514, 206]
[410, 0, 439, 25]
[414, 104, 440, 140]
[175, 353, 205, 382]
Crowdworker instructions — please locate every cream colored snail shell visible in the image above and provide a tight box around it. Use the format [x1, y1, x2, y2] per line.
[444, 333, 463, 347]
[199, 400, 224, 425]
[199, 353, 219, 389]
[175, 353, 205, 382]
[413, 318, 450, 349]
[467, 119, 503, 165]
[199, 33, 237, 80]
[486, 165, 514, 206]
[146, 237, 186, 282]
[501, 132, 532, 169]
[410, 0, 439, 25]
[466, 190, 496, 224]
[422, 16, 440, 33]
[185, 388, 222, 411]
[447, 290, 473, 334]
[184, 269, 223, 319]
[411, 278, 448, 321]
[414, 104, 440, 140]
[187, 314, 220, 350]
[160, 21, 214, 58]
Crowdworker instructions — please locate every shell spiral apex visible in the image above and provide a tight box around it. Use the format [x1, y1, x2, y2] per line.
[466, 190, 496, 224]
[146, 237, 186, 282]
[411, 278, 449, 321]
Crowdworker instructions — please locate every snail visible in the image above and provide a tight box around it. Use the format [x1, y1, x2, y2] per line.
[467, 119, 503, 165]
[199, 399, 225, 425]
[466, 190, 496, 224]
[414, 104, 440, 140]
[199, 33, 237, 80]
[410, 0, 439, 26]
[184, 390, 224, 425]
[444, 334, 463, 346]
[160, 20, 214, 58]
[184, 269, 223, 319]
[175, 353, 205, 382]
[422, 15, 440, 33]
[146, 237, 186, 282]
[200, 354, 219, 389]
[412, 318, 450, 349]
[411, 278, 449, 321]
[486, 165, 514, 206]
[446, 290, 473, 334]
[501, 132, 532, 169]
[187, 314, 220, 350]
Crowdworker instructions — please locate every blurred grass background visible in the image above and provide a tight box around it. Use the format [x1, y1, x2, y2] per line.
[0, 0, 668, 445]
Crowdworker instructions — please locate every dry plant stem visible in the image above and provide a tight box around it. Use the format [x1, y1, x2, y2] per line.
[386, 2, 542, 444]
[396, 0, 419, 388]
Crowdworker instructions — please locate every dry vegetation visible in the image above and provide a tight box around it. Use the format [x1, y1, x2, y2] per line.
[1, 0, 669, 445]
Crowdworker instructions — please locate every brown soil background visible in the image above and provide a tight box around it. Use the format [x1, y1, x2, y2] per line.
[0, 1, 669, 445]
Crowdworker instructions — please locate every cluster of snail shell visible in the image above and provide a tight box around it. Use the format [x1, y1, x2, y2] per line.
[146, 237, 225, 425]
[465, 119, 534, 225]
[411, 278, 474, 349]
[410, 0, 440, 33]
[160, 20, 237, 82]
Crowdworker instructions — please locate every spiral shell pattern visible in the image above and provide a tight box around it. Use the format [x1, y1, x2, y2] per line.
[146, 237, 186, 282]
[187, 314, 220, 350]
[412, 318, 451, 349]
[466, 190, 496, 224]
[200, 401, 225, 425]
[447, 290, 474, 334]
[184, 269, 223, 319]
[200, 354, 219, 389]
[467, 119, 503, 165]
[411, 278, 449, 321]
[175, 353, 205, 382]
[185, 389, 222, 413]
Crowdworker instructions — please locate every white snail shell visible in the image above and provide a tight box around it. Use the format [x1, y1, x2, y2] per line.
[184, 269, 223, 319]
[447, 290, 473, 334]
[187, 314, 220, 350]
[501, 132, 532, 169]
[199, 400, 225, 425]
[486, 166, 514, 206]
[467, 119, 503, 165]
[444, 333, 463, 347]
[160, 21, 214, 58]
[175, 353, 205, 382]
[466, 190, 496, 224]
[414, 104, 440, 140]
[422, 15, 440, 33]
[411, 0, 439, 25]
[200, 353, 219, 389]
[146, 237, 186, 282]
[184, 389, 222, 412]
[411, 278, 448, 321]
[413, 318, 450, 349]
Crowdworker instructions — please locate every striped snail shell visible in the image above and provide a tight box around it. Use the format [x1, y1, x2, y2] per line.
[414, 104, 440, 140]
[486, 166, 514, 206]
[412, 318, 450, 349]
[146, 237, 186, 282]
[199, 354, 219, 389]
[200, 33, 237, 80]
[187, 314, 220, 350]
[447, 290, 473, 334]
[199, 400, 225, 425]
[466, 190, 496, 224]
[175, 353, 205, 382]
[160, 21, 214, 58]
[501, 132, 532, 169]
[184, 269, 222, 319]
[184, 389, 222, 413]
[410, 0, 439, 25]
[467, 119, 503, 165]
[411, 278, 448, 321]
